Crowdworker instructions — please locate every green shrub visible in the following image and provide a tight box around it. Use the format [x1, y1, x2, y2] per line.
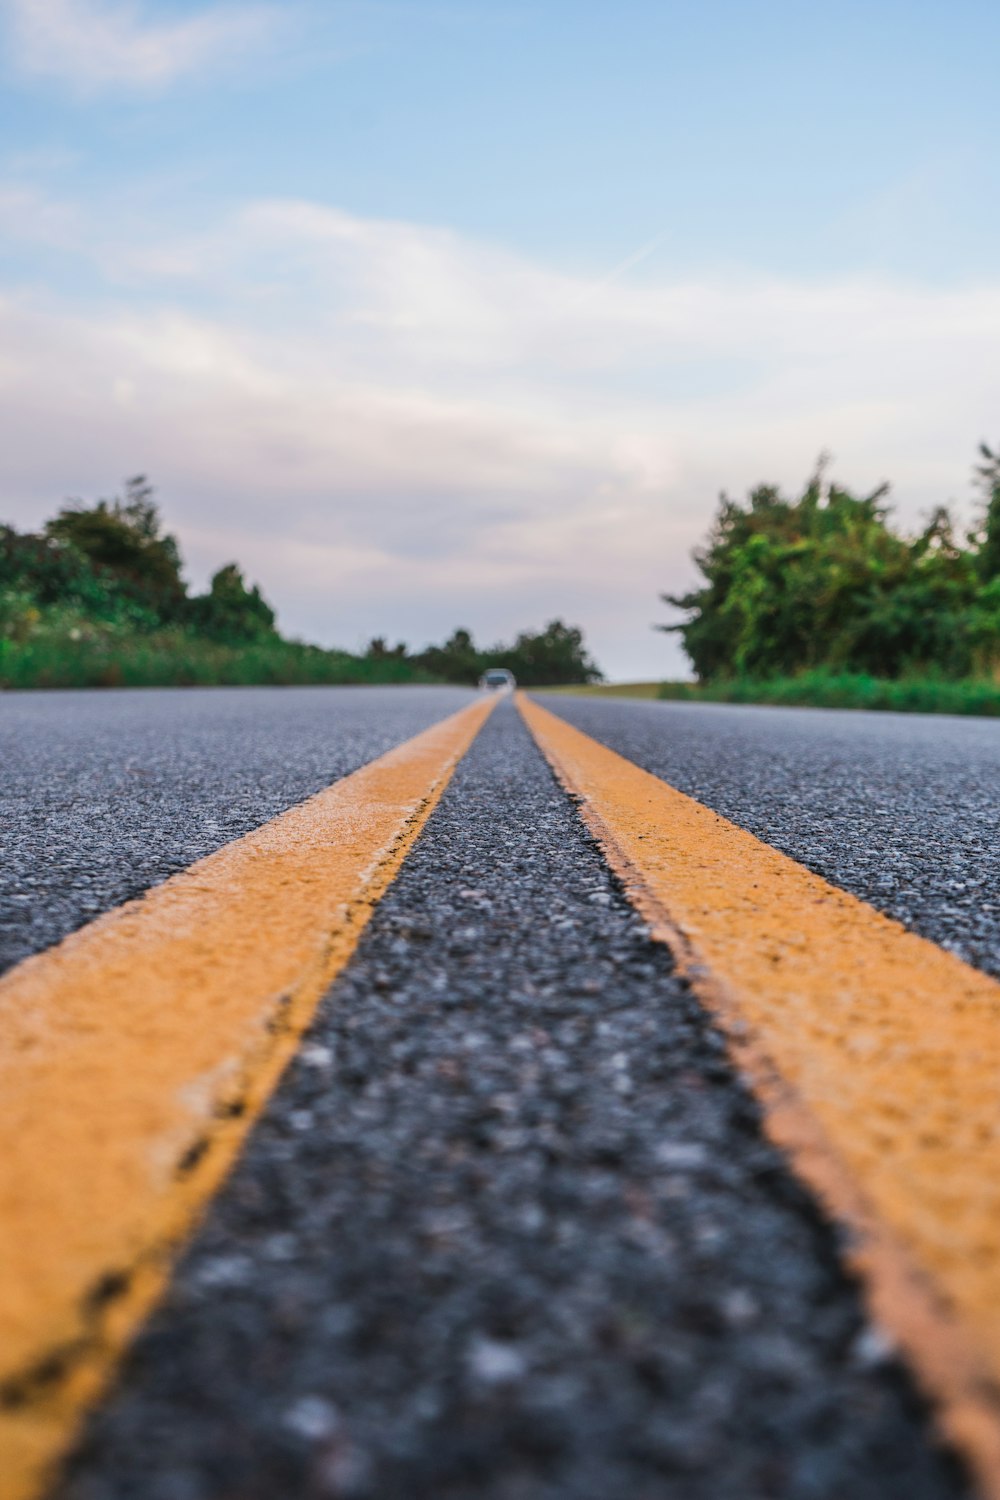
[0, 631, 432, 692]
[187, 564, 277, 643]
[663, 451, 1000, 682]
[44, 477, 186, 625]
[657, 672, 1000, 717]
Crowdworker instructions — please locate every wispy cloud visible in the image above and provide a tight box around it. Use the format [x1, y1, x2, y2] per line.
[4, 0, 280, 91]
[573, 229, 673, 306]
[0, 187, 996, 676]
[0, 183, 81, 246]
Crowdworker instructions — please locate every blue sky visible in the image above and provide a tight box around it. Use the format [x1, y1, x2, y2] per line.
[1, 0, 998, 676]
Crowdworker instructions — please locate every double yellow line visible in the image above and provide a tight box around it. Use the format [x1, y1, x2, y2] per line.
[3, 692, 1000, 1498]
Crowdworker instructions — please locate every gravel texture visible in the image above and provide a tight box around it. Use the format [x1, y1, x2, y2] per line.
[0, 685, 473, 975]
[55, 703, 968, 1500]
[537, 696, 1000, 980]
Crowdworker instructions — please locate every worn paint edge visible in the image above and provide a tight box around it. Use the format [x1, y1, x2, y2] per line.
[518, 691, 1000, 1500]
[0, 694, 495, 1500]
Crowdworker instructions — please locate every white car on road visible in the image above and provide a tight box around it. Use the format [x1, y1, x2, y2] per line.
[479, 668, 516, 694]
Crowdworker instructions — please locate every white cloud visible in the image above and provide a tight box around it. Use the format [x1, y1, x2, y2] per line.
[0, 183, 81, 245]
[4, 0, 278, 91]
[0, 190, 997, 677]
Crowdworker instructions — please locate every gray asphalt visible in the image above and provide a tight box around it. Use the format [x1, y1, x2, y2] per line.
[0, 685, 475, 975]
[537, 695, 1000, 981]
[54, 703, 968, 1500]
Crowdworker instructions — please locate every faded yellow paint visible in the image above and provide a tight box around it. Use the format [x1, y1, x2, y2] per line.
[520, 693, 1000, 1499]
[0, 695, 494, 1500]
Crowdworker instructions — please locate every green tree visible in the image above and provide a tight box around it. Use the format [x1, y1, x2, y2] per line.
[663, 461, 990, 681]
[1, 523, 120, 621]
[412, 627, 482, 683]
[487, 619, 602, 686]
[44, 476, 185, 624]
[364, 636, 409, 661]
[973, 442, 1000, 582]
[188, 563, 277, 643]
[411, 621, 602, 685]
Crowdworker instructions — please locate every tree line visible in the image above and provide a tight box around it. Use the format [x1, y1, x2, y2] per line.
[1, 477, 277, 646]
[664, 446, 1000, 681]
[364, 622, 600, 686]
[0, 479, 601, 685]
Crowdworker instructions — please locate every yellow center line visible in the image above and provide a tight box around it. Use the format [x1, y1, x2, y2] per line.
[0, 695, 495, 1500]
[519, 692, 1000, 1498]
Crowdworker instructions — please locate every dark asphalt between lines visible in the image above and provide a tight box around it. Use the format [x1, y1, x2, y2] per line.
[538, 695, 1000, 981]
[0, 685, 475, 975]
[55, 702, 967, 1500]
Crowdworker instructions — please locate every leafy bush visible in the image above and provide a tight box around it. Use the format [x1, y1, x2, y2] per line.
[490, 619, 602, 686]
[188, 564, 277, 643]
[44, 476, 186, 625]
[2, 524, 146, 628]
[974, 443, 1000, 583]
[410, 628, 482, 684]
[657, 671, 1000, 717]
[663, 452, 1000, 681]
[0, 631, 432, 691]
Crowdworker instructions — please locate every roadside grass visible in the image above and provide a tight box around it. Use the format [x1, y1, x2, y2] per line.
[7, 640, 999, 716]
[540, 681, 663, 699]
[657, 671, 1000, 716]
[542, 672, 1000, 716]
[0, 632, 433, 691]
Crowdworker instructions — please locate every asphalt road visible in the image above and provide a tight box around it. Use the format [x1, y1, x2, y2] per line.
[537, 695, 1000, 982]
[0, 685, 474, 975]
[5, 687, 998, 1498]
[53, 701, 967, 1500]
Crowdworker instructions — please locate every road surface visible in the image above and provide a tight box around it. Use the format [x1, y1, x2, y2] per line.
[2, 687, 998, 1500]
[0, 686, 474, 974]
[535, 695, 1000, 980]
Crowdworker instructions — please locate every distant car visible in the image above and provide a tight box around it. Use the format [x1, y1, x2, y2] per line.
[479, 667, 516, 693]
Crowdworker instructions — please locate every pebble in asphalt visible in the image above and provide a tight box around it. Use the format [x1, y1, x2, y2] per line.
[0, 686, 474, 975]
[55, 702, 968, 1500]
[537, 695, 1000, 982]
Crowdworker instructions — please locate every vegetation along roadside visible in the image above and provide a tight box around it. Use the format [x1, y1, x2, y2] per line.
[0, 479, 601, 691]
[649, 445, 1000, 716]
